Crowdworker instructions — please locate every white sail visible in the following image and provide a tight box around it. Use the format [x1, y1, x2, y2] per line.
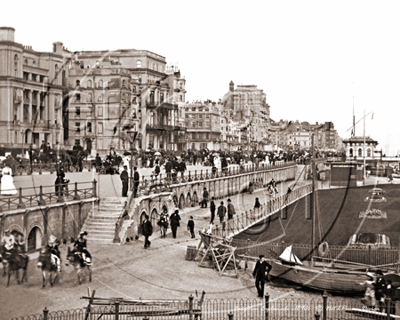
[279, 245, 303, 265]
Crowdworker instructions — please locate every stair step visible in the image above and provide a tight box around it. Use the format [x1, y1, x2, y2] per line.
[83, 225, 115, 230]
[87, 216, 120, 220]
[86, 231, 115, 236]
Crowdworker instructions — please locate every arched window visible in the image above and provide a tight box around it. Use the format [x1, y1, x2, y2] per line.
[349, 148, 353, 157]
[87, 79, 92, 88]
[137, 60, 142, 68]
[358, 148, 362, 157]
[153, 63, 156, 70]
[55, 64, 59, 74]
[24, 59, 28, 65]
[98, 80, 103, 88]
[14, 54, 18, 76]
[367, 148, 371, 157]
[76, 80, 80, 87]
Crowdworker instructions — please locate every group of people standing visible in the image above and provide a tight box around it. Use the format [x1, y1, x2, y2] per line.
[361, 270, 395, 312]
[141, 209, 185, 249]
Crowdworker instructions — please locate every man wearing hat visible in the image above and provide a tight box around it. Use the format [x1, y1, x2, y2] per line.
[253, 255, 272, 298]
[47, 235, 61, 272]
[2, 230, 15, 252]
[120, 165, 129, 197]
[74, 231, 92, 265]
[169, 209, 181, 239]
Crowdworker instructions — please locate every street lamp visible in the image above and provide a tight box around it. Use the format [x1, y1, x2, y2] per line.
[126, 129, 138, 179]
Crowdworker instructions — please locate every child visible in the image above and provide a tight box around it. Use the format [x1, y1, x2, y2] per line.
[187, 216, 195, 238]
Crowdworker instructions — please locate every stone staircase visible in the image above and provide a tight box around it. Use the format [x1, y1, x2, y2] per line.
[82, 197, 126, 244]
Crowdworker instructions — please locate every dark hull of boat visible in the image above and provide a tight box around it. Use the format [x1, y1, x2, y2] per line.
[270, 260, 369, 293]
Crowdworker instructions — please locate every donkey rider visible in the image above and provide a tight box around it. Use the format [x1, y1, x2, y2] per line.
[74, 231, 92, 266]
[47, 235, 61, 272]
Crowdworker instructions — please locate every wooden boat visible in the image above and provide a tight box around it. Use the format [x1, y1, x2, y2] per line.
[269, 246, 370, 293]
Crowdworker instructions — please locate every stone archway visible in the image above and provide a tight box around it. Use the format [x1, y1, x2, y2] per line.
[27, 226, 42, 252]
[150, 208, 158, 230]
[179, 194, 185, 209]
[139, 211, 147, 235]
[187, 193, 192, 207]
[192, 192, 198, 206]
[173, 195, 178, 208]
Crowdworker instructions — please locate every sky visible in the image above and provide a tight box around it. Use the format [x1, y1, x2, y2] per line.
[2, 0, 400, 154]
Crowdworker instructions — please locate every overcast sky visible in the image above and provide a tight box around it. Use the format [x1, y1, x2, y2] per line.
[3, 0, 400, 154]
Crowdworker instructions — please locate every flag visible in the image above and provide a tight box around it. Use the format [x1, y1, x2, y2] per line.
[371, 112, 374, 120]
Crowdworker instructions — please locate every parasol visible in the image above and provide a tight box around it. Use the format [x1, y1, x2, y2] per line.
[154, 152, 161, 156]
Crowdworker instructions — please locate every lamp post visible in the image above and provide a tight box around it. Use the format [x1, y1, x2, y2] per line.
[126, 130, 138, 179]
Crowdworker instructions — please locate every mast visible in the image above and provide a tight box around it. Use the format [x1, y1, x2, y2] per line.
[311, 133, 316, 260]
[363, 109, 366, 182]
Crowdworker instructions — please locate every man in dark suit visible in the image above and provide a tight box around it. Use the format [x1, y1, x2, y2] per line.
[120, 165, 129, 197]
[141, 214, 153, 249]
[170, 209, 181, 239]
[210, 197, 216, 223]
[253, 255, 272, 298]
[133, 167, 140, 198]
[165, 159, 172, 182]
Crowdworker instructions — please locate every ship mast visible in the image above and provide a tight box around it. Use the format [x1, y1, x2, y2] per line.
[311, 133, 316, 261]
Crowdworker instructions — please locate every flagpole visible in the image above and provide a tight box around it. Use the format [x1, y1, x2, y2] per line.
[363, 109, 366, 182]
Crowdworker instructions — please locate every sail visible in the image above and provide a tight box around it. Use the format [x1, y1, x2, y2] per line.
[279, 245, 303, 265]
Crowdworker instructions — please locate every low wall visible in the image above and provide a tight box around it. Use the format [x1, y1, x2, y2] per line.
[0, 198, 98, 252]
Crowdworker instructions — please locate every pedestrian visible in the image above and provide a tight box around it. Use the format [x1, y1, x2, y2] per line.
[141, 214, 153, 249]
[133, 167, 140, 198]
[217, 201, 227, 230]
[95, 153, 102, 171]
[210, 197, 216, 224]
[170, 209, 181, 239]
[374, 270, 387, 312]
[165, 158, 172, 181]
[157, 211, 169, 238]
[227, 199, 236, 220]
[179, 158, 187, 179]
[120, 165, 129, 197]
[254, 197, 261, 209]
[201, 187, 209, 208]
[187, 216, 195, 238]
[253, 255, 272, 298]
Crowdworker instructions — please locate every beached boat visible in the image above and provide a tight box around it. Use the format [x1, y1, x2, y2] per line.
[269, 245, 370, 293]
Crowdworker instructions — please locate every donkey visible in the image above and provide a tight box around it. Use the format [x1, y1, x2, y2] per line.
[37, 247, 59, 288]
[2, 248, 29, 287]
[65, 247, 92, 285]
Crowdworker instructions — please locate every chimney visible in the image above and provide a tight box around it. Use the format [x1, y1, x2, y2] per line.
[0, 27, 15, 41]
[53, 42, 63, 54]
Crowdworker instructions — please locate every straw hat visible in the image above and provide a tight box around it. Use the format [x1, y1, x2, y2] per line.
[49, 235, 57, 244]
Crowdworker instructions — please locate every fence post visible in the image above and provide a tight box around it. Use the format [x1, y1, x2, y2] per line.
[57, 182, 64, 203]
[228, 313, 234, 320]
[386, 297, 391, 320]
[188, 294, 194, 320]
[39, 162, 42, 175]
[43, 307, 49, 320]
[265, 293, 269, 320]
[38, 185, 46, 206]
[92, 179, 97, 198]
[73, 182, 80, 200]
[115, 302, 119, 320]
[322, 291, 328, 320]
[17, 187, 26, 209]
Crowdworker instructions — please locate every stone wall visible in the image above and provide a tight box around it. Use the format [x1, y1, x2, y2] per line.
[0, 198, 97, 252]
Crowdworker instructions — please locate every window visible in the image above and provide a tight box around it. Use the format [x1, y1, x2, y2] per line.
[192, 122, 196, 128]
[87, 93, 92, 103]
[180, 95, 183, 102]
[199, 115, 203, 119]
[199, 122, 203, 128]
[76, 80, 80, 87]
[98, 123, 103, 134]
[24, 59, 28, 65]
[98, 80, 103, 88]
[185, 115, 189, 118]
[206, 115, 209, 119]
[97, 106, 103, 117]
[358, 148, 362, 157]
[87, 122, 92, 133]
[87, 80, 92, 88]
[122, 80, 126, 87]
[192, 133, 196, 139]
[76, 94, 81, 102]
[98, 94, 103, 102]
[367, 148, 371, 157]
[75, 139, 80, 146]
[76, 122, 81, 133]
[206, 133, 210, 140]
[349, 148, 353, 157]
[205, 122, 209, 127]
[76, 107, 80, 116]
[137, 60, 142, 68]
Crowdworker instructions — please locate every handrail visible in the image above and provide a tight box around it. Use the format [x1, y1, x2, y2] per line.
[212, 184, 313, 238]
[0, 180, 97, 212]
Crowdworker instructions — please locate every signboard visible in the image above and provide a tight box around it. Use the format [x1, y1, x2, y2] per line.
[331, 162, 363, 187]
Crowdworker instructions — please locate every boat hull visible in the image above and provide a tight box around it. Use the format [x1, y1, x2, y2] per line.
[270, 260, 369, 293]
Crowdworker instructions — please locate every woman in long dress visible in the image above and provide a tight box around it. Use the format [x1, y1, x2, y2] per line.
[1, 166, 17, 195]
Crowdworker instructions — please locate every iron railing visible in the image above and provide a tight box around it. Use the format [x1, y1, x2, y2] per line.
[212, 184, 313, 238]
[9, 296, 399, 320]
[231, 238, 400, 267]
[0, 180, 97, 212]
